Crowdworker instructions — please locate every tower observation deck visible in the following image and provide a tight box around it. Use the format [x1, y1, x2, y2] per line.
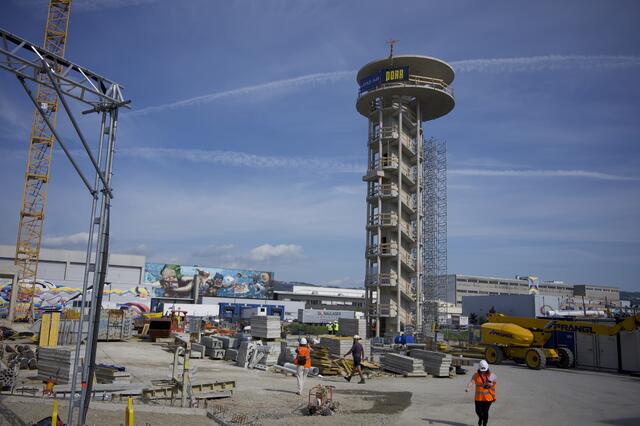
[356, 55, 455, 337]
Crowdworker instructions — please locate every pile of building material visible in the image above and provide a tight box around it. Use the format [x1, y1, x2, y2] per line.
[0, 361, 18, 391]
[250, 316, 281, 339]
[4, 345, 37, 370]
[201, 336, 225, 359]
[95, 365, 131, 384]
[319, 336, 371, 358]
[36, 346, 82, 384]
[236, 341, 258, 368]
[380, 353, 426, 377]
[409, 349, 453, 377]
[97, 309, 134, 341]
[338, 318, 367, 338]
[311, 346, 340, 375]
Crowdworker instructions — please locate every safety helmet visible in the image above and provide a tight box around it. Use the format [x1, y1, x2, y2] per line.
[479, 360, 489, 372]
[353, 335, 361, 340]
[300, 337, 308, 345]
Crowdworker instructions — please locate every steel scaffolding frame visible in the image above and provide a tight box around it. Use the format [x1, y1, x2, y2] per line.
[0, 27, 128, 426]
[421, 138, 447, 338]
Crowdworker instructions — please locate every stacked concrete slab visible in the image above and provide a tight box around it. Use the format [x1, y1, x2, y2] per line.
[381, 353, 426, 377]
[224, 349, 238, 362]
[250, 316, 281, 339]
[409, 349, 452, 377]
[236, 341, 258, 368]
[37, 346, 82, 384]
[215, 335, 238, 349]
[202, 336, 223, 349]
[338, 318, 367, 338]
[319, 336, 370, 358]
[95, 366, 131, 384]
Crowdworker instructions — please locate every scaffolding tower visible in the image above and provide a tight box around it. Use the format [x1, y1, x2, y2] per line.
[421, 138, 447, 337]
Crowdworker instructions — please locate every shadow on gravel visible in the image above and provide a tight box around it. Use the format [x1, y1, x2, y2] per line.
[334, 389, 411, 414]
[601, 418, 640, 426]
[0, 398, 29, 426]
[264, 388, 299, 395]
[422, 418, 468, 426]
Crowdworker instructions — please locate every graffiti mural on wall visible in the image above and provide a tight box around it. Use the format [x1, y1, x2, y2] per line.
[0, 279, 150, 318]
[144, 263, 274, 300]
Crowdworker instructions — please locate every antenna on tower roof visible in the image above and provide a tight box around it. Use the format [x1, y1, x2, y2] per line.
[387, 38, 399, 59]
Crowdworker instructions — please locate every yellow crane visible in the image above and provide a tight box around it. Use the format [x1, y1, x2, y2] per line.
[13, 0, 72, 321]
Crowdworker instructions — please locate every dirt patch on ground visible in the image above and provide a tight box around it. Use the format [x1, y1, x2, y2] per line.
[334, 389, 412, 414]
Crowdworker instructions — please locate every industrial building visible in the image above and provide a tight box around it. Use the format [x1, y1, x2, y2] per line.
[272, 282, 365, 311]
[357, 53, 455, 337]
[453, 274, 620, 306]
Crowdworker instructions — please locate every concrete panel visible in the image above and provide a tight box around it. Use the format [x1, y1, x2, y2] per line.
[620, 330, 640, 372]
[576, 333, 596, 368]
[597, 335, 618, 370]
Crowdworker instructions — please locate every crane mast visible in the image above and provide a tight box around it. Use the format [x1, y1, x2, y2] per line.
[14, 0, 72, 321]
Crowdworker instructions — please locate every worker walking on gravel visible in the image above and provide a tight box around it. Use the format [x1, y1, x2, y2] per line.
[465, 360, 496, 426]
[342, 335, 366, 384]
[294, 337, 312, 395]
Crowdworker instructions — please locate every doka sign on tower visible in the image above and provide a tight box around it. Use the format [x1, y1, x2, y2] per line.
[358, 66, 409, 93]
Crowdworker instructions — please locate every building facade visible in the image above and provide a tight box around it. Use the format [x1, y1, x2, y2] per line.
[356, 55, 455, 336]
[454, 274, 620, 306]
[273, 283, 365, 311]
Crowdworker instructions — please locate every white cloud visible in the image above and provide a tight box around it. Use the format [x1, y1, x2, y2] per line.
[248, 244, 303, 262]
[450, 55, 640, 73]
[127, 70, 355, 116]
[42, 232, 90, 247]
[122, 54, 640, 117]
[449, 168, 639, 181]
[119, 147, 364, 173]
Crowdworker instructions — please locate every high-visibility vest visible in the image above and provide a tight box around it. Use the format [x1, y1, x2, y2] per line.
[473, 372, 496, 402]
[294, 345, 312, 368]
[326, 323, 333, 332]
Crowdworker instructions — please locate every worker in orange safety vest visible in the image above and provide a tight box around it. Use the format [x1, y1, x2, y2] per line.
[465, 359, 496, 426]
[294, 337, 312, 395]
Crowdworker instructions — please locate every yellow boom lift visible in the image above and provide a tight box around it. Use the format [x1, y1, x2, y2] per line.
[481, 313, 640, 370]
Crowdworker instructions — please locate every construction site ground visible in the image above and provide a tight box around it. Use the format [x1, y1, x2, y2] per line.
[1, 340, 639, 425]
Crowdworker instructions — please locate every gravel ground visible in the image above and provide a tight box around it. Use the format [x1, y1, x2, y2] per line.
[1, 338, 639, 425]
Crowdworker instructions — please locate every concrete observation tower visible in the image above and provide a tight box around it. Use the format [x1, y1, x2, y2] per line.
[356, 52, 455, 337]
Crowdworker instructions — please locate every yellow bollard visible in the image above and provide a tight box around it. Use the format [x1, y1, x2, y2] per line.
[51, 399, 58, 425]
[125, 396, 134, 426]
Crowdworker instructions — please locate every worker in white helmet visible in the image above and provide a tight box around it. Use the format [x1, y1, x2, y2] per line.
[294, 337, 312, 395]
[465, 359, 497, 426]
[342, 335, 366, 384]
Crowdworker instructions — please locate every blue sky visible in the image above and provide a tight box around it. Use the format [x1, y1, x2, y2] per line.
[1, 0, 639, 290]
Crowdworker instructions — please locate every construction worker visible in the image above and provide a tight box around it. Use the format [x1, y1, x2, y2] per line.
[334, 320, 340, 336]
[465, 360, 496, 426]
[326, 322, 333, 335]
[294, 337, 312, 395]
[342, 335, 366, 384]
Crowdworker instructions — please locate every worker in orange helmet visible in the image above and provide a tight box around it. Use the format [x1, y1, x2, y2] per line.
[465, 360, 496, 426]
[293, 337, 312, 395]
